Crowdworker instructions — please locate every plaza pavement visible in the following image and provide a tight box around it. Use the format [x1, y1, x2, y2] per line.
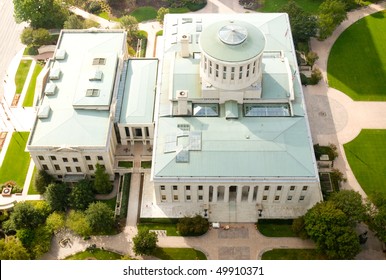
[2, 0, 386, 260]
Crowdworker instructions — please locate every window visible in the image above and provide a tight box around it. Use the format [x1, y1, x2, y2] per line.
[97, 156, 103, 161]
[58, 175, 63, 179]
[198, 195, 203, 201]
[85, 89, 100, 97]
[264, 186, 269, 191]
[186, 195, 191, 201]
[99, 164, 105, 169]
[73, 158, 78, 163]
[161, 195, 166, 202]
[54, 164, 60, 171]
[262, 195, 268, 201]
[63, 157, 68, 162]
[85, 156, 91, 161]
[173, 185, 178, 191]
[50, 156, 56, 161]
[277, 186, 282, 191]
[66, 166, 71, 172]
[145, 127, 150, 138]
[42, 164, 49, 171]
[287, 196, 293, 201]
[88, 165, 94, 171]
[38, 156, 44, 161]
[125, 127, 130, 137]
[173, 195, 178, 201]
[198, 185, 203, 191]
[160, 185, 165, 191]
[135, 128, 142, 137]
[302, 186, 308, 191]
[299, 196, 305, 201]
[185, 185, 190, 191]
[275, 195, 280, 201]
[290, 186, 296, 191]
[76, 166, 81, 172]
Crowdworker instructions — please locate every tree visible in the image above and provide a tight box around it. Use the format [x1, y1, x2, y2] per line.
[308, 68, 323, 85]
[32, 28, 51, 46]
[66, 210, 92, 237]
[120, 15, 138, 42]
[69, 179, 95, 210]
[13, 0, 69, 29]
[63, 14, 84, 29]
[29, 225, 52, 258]
[177, 215, 209, 236]
[157, 7, 170, 26]
[0, 236, 30, 260]
[304, 201, 360, 259]
[280, 1, 317, 43]
[85, 202, 115, 234]
[10, 202, 45, 229]
[20, 27, 34, 45]
[329, 190, 366, 225]
[132, 227, 158, 256]
[318, 0, 347, 40]
[292, 216, 308, 239]
[46, 211, 66, 233]
[93, 163, 112, 194]
[44, 183, 69, 212]
[34, 169, 55, 194]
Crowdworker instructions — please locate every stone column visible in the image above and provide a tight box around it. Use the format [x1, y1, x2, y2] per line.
[236, 186, 242, 203]
[248, 186, 254, 203]
[224, 186, 230, 203]
[212, 185, 218, 203]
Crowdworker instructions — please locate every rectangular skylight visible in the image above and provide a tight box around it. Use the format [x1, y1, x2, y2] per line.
[193, 104, 218, 117]
[85, 89, 100, 97]
[244, 104, 290, 117]
[92, 58, 106, 65]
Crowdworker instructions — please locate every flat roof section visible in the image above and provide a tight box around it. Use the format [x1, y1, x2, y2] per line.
[118, 59, 158, 125]
[28, 30, 126, 147]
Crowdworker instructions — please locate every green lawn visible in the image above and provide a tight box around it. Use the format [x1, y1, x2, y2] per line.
[344, 129, 386, 197]
[15, 60, 32, 94]
[328, 11, 386, 101]
[141, 161, 152, 168]
[23, 63, 43, 107]
[258, 0, 323, 14]
[261, 249, 326, 260]
[153, 248, 207, 260]
[65, 248, 123, 260]
[0, 132, 30, 187]
[138, 223, 180, 236]
[27, 167, 40, 195]
[119, 173, 131, 218]
[130, 6, 157, 22]
[118, 161, 133, 168]
[257, 219, 297, 237]
[98, 12, 110, 20]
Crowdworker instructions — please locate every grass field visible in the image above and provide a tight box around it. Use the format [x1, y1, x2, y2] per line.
[130, 6, 157, 22]
[138, 223, 179, 236]
[153, 248, 207, 260]
[258, 0, 324, 14]
[328, 11, 386, 101]
[118, 161, 133, 168]
[0, 132, 30, 187]
[257, 219, 297, 237]
[27, 167, 40, 195]
[344, 129, 386, 197]
[261, 249, 326, 260]
[23, 63, 43, 107]
[65, 248, 122, 260]
[15, 60, 32, 94]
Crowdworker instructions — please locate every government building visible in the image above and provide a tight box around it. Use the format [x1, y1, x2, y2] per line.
[27, 13, 323, 223]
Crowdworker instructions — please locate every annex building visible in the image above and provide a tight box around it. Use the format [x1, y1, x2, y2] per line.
[27, 13, 323, 223]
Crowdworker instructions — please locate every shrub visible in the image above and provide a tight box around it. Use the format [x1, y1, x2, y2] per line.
[87, 1, 102, 14]
[177, 215, 209, 236]
[300, 73, 308, 85]
[34, 169, 55, 194]
[292, 216, 308, 239]
[308, 68, 322, 85]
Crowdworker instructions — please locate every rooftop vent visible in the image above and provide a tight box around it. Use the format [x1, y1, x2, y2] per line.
[180, 34, 190, 58]
[92, 58, 106, 65]
[85, 89, 100, 97]
[37, 105, 51, 119]
[49, 68, 61, 80]
[44, 83, 57, 96]
[218, 24, 248, 45]
[55, 49, 66, 60]
[89, 70, 103, 81]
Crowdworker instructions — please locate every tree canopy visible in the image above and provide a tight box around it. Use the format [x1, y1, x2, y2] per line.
[280, 0, 317, 43]
[9, 202, 45, 230]
[157, 7, 169, 26]
[69, 179, 95, 210]
[177, 215, 209, 236]
[329, 190, 366, 225]
[33, 169, 54, 194]
[66, 210, 91, 237]
[93, 163, 112, 194]
[132, 227, 158, 256]
[45, 183, 69, 212]
[0, 236, 30, 260]
[13, 0, 69, 29]
[85, 202, 115, 234]
[317, 0, 347, 40]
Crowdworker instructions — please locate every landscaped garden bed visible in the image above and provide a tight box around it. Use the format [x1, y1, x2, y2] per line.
[261, 249, 327, 260]
[256, 219, 297, 237]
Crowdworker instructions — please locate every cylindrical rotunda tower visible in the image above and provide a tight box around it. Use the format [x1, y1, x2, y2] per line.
[199, 20, 266, 91]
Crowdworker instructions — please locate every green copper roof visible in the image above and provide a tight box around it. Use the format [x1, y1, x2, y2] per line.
[200, 20, 266, 62]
